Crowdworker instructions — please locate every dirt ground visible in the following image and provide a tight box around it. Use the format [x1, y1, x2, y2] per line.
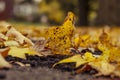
[0, 55, 118, 80]
[0, 66, 92, 80]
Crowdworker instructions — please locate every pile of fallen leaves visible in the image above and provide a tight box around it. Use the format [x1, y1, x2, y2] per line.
[0, 21, 40, 67]
[0, 12, 120, 78]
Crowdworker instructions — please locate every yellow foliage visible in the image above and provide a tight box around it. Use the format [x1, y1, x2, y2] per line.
[97, 44, 110, 60]
[45, 12, 75, 55]
[8, 47, 38, 59]
[54, 27, 120, 77]
[54, 52, 95, 68]
[39, 0, 64, 23]
[6, 26, 34, 47]
[83, 52, 95, 61]
[74, 34, 90, 48]
[88, 59, 115, 76]
[53, 54, 85, 68]
[99, 31, 111, 48]
[1, 12, 120, 77]
[109, 47, 120, 62]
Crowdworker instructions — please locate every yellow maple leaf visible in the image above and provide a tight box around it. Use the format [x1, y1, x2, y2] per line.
[53, 52, 95, 68]
[97, 43, 110, 61]
[8, 46, 39, 59]
[83, 52, 96, 62]
[88, 59, 115, 76]
[98, 30, 112, 48]
[45, 12, 76, 55]
[99, 30, 110, 44]
[109, 47, 120, 62]
[74, 34, 90, 48]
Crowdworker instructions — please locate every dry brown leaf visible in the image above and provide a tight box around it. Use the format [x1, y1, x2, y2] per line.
[0, 33, 8, 41]
[0, 54, 11, 68]
[113, 64, 120, 77]
[4, 40, 20, 47]
[6, 26, 34, 47]
[0, 21, 11, 32]
[0, 47, 10, 57]
[33, 37, 52, 56]
[15, 62, 27, 67]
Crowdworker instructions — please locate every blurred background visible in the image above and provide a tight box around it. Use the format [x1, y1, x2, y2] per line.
[0, 0, 120, 26]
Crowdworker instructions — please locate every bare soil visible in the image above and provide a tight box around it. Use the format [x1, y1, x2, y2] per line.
[0, 55, 118, 80]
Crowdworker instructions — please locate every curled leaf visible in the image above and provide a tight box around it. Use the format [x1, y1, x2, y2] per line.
[33, 38, 52, 56]
[45, 12, 75, 55]
[4, 40, 20, 47]
[0, 54, 11, 68]
[6, 26, 34, 47]
[0, 33, 8, 41]
[0, 47, 10, 57]
[0, 21, 11, 34]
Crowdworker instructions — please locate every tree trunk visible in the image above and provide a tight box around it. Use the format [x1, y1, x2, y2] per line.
[96, 0, 120, 26]
[77, 0, 89, 26]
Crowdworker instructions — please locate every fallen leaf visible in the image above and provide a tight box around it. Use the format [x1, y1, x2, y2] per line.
[0, 54, 11, 68]
[0, 47, 10, 57]
[0, 21, 11, 33]
[88, 59, 115, 76]
[4, 40, 20, 47]
[109, 47, 120, 62]
[33, 37, 53, 56]
[15, 62, 27, 67]
[53, 52, 95, 68]
[45, 12, 75, 55]
[6, 26, 34, 47]
[0, 33, 8, 41]
[8, 46, 39, 59]
[113, 63, 120, 77]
